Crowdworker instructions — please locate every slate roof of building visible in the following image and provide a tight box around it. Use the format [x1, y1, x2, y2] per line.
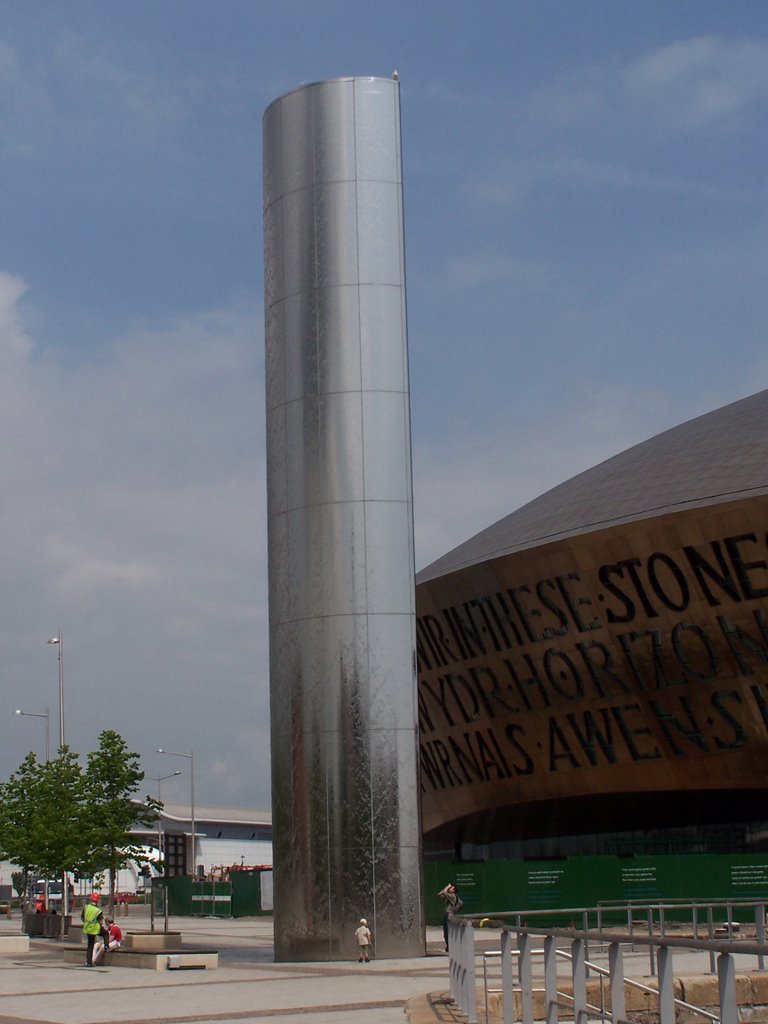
[417, 387, 768, 584]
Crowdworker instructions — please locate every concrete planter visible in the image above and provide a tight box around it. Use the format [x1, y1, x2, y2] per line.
[22, 913, 70, 937]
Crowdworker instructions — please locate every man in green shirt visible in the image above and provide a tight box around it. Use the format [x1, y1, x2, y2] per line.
[81, 892, 104, 967]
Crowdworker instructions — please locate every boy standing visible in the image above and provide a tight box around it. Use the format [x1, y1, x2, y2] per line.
[354, 918, 372, 962]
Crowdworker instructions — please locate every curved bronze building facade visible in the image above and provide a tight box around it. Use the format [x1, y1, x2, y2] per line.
[416, 389, 768, 849]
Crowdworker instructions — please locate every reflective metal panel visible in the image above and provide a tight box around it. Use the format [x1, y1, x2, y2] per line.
[359, 285, 408, 391]
[362, 391, 411, 501]
[356, 182, 404, 285]
[264, 77, 423, 961]
[353, 77, 401, 182]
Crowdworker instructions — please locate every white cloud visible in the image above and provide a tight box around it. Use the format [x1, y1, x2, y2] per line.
[412, 383, 741, 573]
[0, 39, 50, 155]
[50, 548, 163, 598]
[519, 34, 768, 140]
[440, 250, 551, 293]
[52, 33, 185, 131]
[0, 271, 32, 357]
[0, 275, 270, 807]
[624, 36, 768, 130]
[470, 155, 764, 215]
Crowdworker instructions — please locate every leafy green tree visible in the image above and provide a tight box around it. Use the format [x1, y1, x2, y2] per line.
[32, 749, 91, 882]
[1, 731, 159, 926]
[84, 730, 158, 913]
[0, 753, 46, 911]
[0, 748, 91, 934]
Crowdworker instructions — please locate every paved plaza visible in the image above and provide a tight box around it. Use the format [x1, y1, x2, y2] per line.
[3, 908, 764, 1024]
[0, 909, 458, 1024]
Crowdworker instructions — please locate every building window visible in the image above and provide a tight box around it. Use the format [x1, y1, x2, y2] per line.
[164, 833, 186, 877]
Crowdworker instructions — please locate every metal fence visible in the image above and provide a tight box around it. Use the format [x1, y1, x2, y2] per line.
[446, 901, 768, 1024]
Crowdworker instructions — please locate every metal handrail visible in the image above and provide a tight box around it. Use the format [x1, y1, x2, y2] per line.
[464, 899, 767, 974]
[447, 904, 768, 1024]
[481, 945, 720, 1024]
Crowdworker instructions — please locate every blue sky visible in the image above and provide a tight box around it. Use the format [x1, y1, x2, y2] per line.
[2, 0, 768, 811]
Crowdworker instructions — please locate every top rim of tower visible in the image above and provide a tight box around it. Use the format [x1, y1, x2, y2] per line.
[263, 75, 399, 117]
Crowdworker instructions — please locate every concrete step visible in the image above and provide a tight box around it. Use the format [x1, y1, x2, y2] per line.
[0, 935, 29, 954]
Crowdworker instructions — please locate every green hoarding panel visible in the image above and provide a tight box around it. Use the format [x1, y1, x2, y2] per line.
[190, 881, 231, 916]
[231, 871, 263, 916]
[165, 872, 274, 917]
[166, 876, 192, 915]
[425, 854, 768, 924]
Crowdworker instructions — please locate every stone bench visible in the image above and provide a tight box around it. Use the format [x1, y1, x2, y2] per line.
[0, 935, 29, 954]
[123, 931, 182, 950]
[61, 946, 218, 971]
[69, 925, 181, 948]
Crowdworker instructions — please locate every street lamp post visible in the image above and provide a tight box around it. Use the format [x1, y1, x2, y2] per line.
[14, 704, 51, 911]
[47, 629, 67, 931]
[47, 630, 64, 750]
[157, 749, 196, 876]
[14, 707, 50, 761]
[148, 772, 181, 862]
[147, 770, 180, 936]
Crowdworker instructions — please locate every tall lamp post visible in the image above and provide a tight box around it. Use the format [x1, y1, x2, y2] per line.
[14, 707, 50, 761]
[157, 749, 196, 876]
[148, 772, 181, 862]
[147, 770, 180, 936]
[47, 630, 68, 932]
[14, 705, 51, 911]
[47, 630, 64, 750]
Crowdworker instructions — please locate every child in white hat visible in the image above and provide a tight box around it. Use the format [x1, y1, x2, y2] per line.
[354, 918, 372, 962]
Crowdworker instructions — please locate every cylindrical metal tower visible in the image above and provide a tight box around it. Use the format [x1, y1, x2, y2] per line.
[263, 76, 424, 961]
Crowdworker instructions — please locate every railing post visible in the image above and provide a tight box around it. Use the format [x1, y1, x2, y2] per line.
[717, 951, 738, 1024]
[755, 903, 766, 971]
[483, 952, 490, 1024]
[657, 945, 675, 1024]
[501, 930, 516, 1024]
[608, 942, 626, 1024]
[707, 905, 716, 974]
[647, 908, 656, 977]
[448, 919, 459, 1007]
[582, 910, 591, 975]
[571, 938, 587, 1024]
[463, 920, 478, 1024]
[544, 934, 558, 1024]
[519, 931, 534, 1024]
[450, 920, 478, 1024]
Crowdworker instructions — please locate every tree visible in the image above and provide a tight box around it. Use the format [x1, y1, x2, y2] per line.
[0, 753, 46, 911]
[33, 749, 92, 882]
[1, 731, 159, 929]
[0, 748, 91, 933]
[83, 730, 158, 914]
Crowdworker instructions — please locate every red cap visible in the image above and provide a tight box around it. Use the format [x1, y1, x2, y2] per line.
[90, 892, 101, 901]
